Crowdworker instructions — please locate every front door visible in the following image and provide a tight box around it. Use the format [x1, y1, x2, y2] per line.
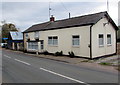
[40, 40, 44, 50]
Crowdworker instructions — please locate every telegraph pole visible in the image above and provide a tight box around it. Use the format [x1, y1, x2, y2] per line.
[107, 0, 109, 13]
[49, 2, 52, 20]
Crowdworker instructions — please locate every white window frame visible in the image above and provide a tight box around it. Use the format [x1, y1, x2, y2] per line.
[72, 35, 80, 47]
[48, 36, 58, 46]
[28, 42, 38, 50]
[107, 34, 112, 45]
[34, 32, 39, 39]
[98, 34, 104, 47]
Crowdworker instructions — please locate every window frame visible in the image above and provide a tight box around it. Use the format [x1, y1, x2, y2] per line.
[72, 35, 80, 47]
[98, 34, 104, 47]
[107, 34, 112, 45]
[28, 42, 38, 50]
[34, 31, 39, 39]
[48, 36, 58, 46]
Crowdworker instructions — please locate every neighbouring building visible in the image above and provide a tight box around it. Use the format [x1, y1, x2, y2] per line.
[7, 31, 23, 51]
[23, 11, 118, 59]
[117, 26, 120, 42]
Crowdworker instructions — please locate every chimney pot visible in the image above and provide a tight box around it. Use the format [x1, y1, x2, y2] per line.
[50, 15, 55, 22]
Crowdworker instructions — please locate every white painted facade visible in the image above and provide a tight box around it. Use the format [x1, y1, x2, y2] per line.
[92, 17, 116, 58]
[24, 17, 117, 58]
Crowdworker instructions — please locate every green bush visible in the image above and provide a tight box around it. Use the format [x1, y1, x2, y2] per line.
[23, 49, 27, 53]
[99, 62, 111, 65]
[43, 50, 49, 55]
[68, 51, 75, 58]
[54, 51, 63, 56]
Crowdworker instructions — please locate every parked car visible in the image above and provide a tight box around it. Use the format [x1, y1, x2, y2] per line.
[1, 43, 7, 48]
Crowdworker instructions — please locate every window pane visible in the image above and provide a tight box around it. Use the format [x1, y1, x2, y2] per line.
[26, 33, 28, 38]
[73, 36, 79, 38]
[41, 45, 43, 49]
[48, 39, 52, 45]
[99, 34, 103, 38]
[35, 32, 39, 38]
[48, 36, 58, 45]
[99, 34, 104, 46]
[107, 34, 111, 44]
[72, 35, 80, 46]
[53, 39, 58, 45]
[28, 42, 38, 50]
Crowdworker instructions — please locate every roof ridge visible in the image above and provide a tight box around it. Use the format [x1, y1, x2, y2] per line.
[54, 11, 107, 22]
[24, 11, 119, 33]
[30, 11, 107, 26]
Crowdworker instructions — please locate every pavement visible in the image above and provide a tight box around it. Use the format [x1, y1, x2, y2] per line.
[2, 48, 119, 84]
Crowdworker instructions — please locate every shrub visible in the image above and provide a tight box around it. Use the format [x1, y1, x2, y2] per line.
[68, 51, 75, 58]
[54, 51, 63, 56]
[43, 50, 49, 55]
[23, 49, 27, 53]
[54, 52, 59, 56]
[99, 62, 111, 65]
[60, 51, 63, 56]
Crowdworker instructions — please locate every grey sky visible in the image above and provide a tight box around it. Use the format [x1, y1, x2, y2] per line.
[1, 0, 119, 31]
[118, 1, 120, 25]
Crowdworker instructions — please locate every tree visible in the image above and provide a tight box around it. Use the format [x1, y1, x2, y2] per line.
[118, 26, 120, 39]
[1, 23, 18, 43]
[2, 23, 18, 38]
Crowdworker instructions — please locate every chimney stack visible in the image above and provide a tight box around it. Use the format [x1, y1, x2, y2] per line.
[50, 15, 55, 22]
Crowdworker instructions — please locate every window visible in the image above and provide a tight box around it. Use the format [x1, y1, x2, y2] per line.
[40, 40, 44, 49]
[48, 37, 52, 45]
[53, 36, 58, 45]
[107, 34, 111, 45]
[72, 35, 80, 46]
[99, 34, 104, 46]
[28, 42, 38, 50]
[25, 33, 28, 39]
[34, 32, 39, 39]
[48, 36, 58, 46]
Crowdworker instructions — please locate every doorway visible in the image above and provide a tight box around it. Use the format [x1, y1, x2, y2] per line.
[40, 40, 44, 50]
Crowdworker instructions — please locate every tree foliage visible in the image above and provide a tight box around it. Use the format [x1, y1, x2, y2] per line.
[2, 23, 18, 38]
[118, 26, 120, 39]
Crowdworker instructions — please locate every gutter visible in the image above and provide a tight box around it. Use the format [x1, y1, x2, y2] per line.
[90, 24, 94, 59]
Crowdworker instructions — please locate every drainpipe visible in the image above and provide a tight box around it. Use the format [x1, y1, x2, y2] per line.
[23, 32, 25, 52]
[116, 30, 117, 54]
[90, 24, 93, 59]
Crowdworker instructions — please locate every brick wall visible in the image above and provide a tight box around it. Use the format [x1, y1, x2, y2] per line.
[117, 43, 120, 55]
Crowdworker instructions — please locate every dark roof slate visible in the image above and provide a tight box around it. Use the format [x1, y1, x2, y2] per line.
[24, 11, 118, 33]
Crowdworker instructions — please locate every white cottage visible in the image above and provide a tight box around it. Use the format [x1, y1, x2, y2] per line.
[23, 11, 118, 59]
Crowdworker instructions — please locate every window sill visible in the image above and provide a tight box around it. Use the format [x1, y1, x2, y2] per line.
[107, 44, 112, 46]
[99, 45, 104, 47]
[27, 49, 38, 51]
[35, 37, 39, 39]
[48, 45, 58, 47]
[72, 45, 80, 48]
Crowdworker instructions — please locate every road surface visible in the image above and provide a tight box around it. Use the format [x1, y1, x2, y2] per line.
[2, 49, 119, 84]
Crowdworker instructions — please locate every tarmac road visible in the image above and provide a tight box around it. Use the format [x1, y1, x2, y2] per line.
[2, 49, 119, 84]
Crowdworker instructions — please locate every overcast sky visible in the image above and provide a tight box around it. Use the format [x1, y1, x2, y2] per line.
[0, 0, 119, 32]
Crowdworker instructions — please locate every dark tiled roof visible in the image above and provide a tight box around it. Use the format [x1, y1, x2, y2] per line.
[23, 11, 118, 33]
